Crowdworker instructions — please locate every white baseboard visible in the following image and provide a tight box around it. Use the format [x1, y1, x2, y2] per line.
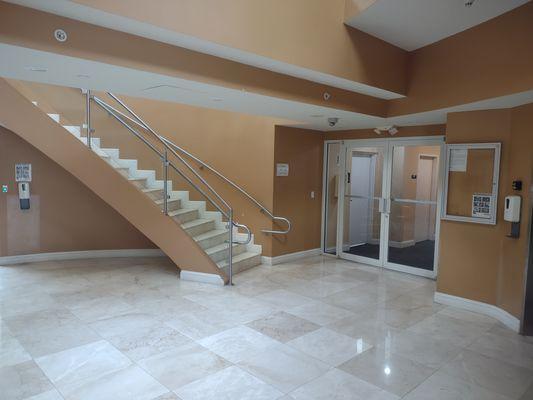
[434, 292, 520, 332]
[180, 270, 224, 286]
[262, 248, 322, 266]
[0, 249, 165, 265]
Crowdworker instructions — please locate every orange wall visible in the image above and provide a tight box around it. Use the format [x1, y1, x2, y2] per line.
[327, 124, 446, 140]
[0, 126, 155, 257]
[273, 126, 325, 256]
[389, 2, 533, 116]
[438, 105, 533, 318]
[0, 1, 388, 118]
[72, 0, 407, 94]
[12, 80, 285, 256]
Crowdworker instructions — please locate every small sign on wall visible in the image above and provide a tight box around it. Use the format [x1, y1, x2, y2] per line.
[276, 163, 289, 177]
[472, 193, 492, 219]
[15, 163, 32, 182]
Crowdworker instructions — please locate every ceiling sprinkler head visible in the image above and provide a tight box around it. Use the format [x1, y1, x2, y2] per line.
[54, 29, 68, 42]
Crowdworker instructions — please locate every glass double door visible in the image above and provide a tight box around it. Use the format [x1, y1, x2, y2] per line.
[334, 138, 442, 277]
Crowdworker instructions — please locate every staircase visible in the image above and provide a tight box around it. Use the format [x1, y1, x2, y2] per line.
[49, 112, 263, 277]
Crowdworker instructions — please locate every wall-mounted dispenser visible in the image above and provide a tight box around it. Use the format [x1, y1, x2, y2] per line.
[504, 195, 521, 238]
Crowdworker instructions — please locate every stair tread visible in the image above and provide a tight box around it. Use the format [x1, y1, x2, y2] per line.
[181, 218, 213, 229]
[217, 251, 261, 267]
[156, 197, 181, 205]
[194, 229, 228, 241]
[128, 177, 147, 181]
[168, 208, 195, 216]
[205, 242, 242, 255]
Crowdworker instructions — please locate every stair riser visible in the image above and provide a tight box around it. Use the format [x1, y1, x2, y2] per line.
[171, 210, 198, 224]
[184, 221, 216, 237]
[209, 244, 247, 263]
[162, 200, 182, 212]
[130, 179, 149, 189]
[221, 254, 262, 276]
[145, 190, 166, 201]
[196, 233, 228, 250]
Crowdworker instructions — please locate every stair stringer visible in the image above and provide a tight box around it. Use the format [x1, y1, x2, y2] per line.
[0, 79, 227, 283]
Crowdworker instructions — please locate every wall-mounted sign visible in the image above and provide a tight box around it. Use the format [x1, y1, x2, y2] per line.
[276, 163, 289, 177]
[2, 185, 8, 193]
[449, 149, 468, 172]
[472, 194, 492, 219]
[15, 163, 32, 182]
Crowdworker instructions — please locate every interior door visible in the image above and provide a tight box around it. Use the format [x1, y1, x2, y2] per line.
[339, 144, 387, 266]
[384, 141, 442, 277]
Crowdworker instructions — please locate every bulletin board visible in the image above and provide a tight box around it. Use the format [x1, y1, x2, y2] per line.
[442, 143, 501, 225]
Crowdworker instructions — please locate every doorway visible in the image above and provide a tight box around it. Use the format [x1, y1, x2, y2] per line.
[322, 137, 444, 278]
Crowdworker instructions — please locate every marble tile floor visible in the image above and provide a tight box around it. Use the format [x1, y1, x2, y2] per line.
[1, 255, 533, 400]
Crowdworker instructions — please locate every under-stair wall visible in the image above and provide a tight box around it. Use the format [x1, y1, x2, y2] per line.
[0, 78, 226, 279]
[11, 80, 288, 257]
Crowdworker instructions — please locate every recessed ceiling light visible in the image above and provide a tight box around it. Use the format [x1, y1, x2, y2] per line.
[211, 97, 223, 102]
[76, 74, 90, 79]
[24, 66, 47, 72]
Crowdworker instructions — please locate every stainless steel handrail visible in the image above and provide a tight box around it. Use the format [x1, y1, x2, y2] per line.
[159, 137, 292, 235]
[88, 93, 254, 284]
[93, 94, 291, 235]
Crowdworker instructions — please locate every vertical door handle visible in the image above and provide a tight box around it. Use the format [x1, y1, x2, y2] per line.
[378, 198, 385, 213]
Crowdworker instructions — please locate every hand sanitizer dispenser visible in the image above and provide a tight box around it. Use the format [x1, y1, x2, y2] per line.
[504, 195, 521, 222]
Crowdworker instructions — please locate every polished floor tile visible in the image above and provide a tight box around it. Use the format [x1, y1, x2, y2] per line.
[0, 360, 54, 400]
[339, 346, 436, 396]
[288, 327, 372, 366]
[2, 255, 531, 400]
[238, 343, 330, 393]
[175, 366, 283, 400]
[440, 349, 533, 399]
[246, 311, 319, 343]
[35, 340, 131, 393]
[287, 300, 354, 326]
[402, 370, 513, 400]
[198, 326, 279, 363]
[289, 368, 399, 400]
[137, 342, 231, 390]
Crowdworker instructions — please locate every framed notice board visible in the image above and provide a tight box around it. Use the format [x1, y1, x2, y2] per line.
[442, 143, 501, 225]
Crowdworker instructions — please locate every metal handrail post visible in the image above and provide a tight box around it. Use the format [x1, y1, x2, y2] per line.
[163, 149, 169, 215]
[85, 89, 92, 149]
[228, 209, 234, 285]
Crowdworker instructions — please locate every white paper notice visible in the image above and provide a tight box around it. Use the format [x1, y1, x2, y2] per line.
[276, 163, 289, 177]
[449, 149, 468, 172]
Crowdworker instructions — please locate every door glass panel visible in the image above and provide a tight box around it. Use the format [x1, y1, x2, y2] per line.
[388, 145, 440, 271]
[323, 143, 341, 255]
[342, 146, 384, 261]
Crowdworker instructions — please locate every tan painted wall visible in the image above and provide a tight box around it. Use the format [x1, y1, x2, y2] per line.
[0, 127, 155, 256]
[0, 1, 388, 118]
[12, 80, 284, 256]
[273, 127, 325, 256]
[1, 79, 223, 278]
[327, 124, 446, 140]
[72, 0, 407, 94]
[438, 105, 533, 318]
[344, 0, 378, 22]
[388, 2, 533, 116]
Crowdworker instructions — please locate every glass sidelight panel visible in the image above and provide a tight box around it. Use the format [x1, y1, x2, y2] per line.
[342, 146, 385, 262]
[387, 145, 440, 271]
[323, 143, 341, 255]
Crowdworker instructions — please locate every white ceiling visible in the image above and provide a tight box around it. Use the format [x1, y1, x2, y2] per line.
[346, 0, 530, 50]
[4, 0, 404, 100]
[2, 43, 532, 132]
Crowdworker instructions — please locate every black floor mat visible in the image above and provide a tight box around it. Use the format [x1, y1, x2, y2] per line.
[348, 240, 435, 270]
